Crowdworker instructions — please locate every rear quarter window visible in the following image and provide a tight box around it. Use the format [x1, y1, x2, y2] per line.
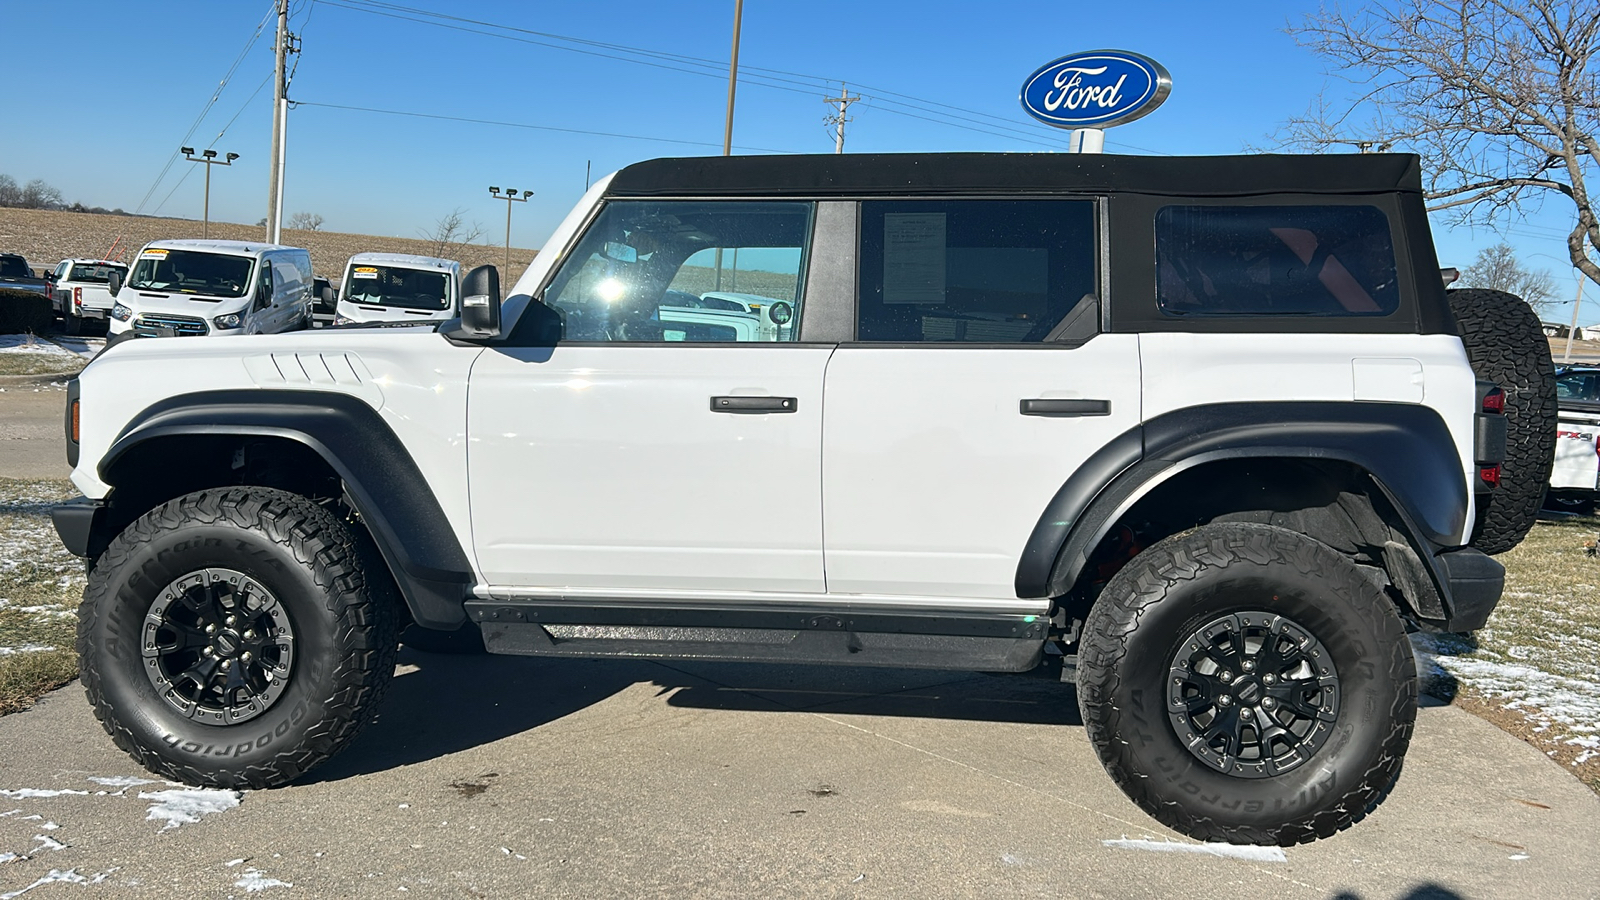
[1156, 205, 1399, 317]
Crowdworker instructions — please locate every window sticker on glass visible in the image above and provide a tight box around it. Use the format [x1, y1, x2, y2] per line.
[882, 213, 947, 304]
[351, 266, 379, 279]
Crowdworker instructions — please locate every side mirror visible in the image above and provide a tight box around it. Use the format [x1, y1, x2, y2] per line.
[319, 284, 336, 307]
[254, 285, 271, 311]
[107, 270, 122, 296]
[457, 264, 501, 338]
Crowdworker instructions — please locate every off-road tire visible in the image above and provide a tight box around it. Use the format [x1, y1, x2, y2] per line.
[1447, 288, 1557, 554]
[77, 487, 400, 789]
[1077, 523, 1416, 845]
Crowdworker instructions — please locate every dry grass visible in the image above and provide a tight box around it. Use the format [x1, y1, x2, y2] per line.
[0, 352, 86, 377]
[0, 207, 539, 286]
[0, 478, 84, 717]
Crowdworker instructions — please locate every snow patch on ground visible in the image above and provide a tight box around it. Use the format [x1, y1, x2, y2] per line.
[0, 853, 16, 864]
[0, 646, 53, 656]
[234, 868, 293, 892]
[0, 867, 115, 900]
[138, 788, 242, 830]
[1102, 837, 1289, 863]
[85, 777, 157, 789]
[0, 790, 88, 800]
[0, 336, 74, 357]
[30, 836, 65, 852]
[1413, 633, 1600, 767]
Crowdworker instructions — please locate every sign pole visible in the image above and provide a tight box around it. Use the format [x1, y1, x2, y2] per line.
[1069, 129, 1105, 154]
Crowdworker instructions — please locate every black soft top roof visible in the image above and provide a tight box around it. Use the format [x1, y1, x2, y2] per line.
[606, 152, 1423, 198]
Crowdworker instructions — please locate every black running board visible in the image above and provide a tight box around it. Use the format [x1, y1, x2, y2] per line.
[464, 600, 1048, 672]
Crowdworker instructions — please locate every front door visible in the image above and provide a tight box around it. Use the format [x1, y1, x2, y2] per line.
[822, 198, 1142, 600]
[468, 199, 829, 594]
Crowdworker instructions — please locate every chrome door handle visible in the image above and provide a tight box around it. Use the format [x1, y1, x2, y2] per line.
[1020, 398, 1111, 417]
[711, 396, 798, 414]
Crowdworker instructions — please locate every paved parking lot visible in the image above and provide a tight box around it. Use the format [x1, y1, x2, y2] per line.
[2, 652, 1598, 899]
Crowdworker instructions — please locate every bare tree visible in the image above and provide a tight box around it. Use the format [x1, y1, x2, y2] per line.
[0, 175, 19, 207]
[1458, 242, 1559, 310]
[418, 208, 486, 258]
[1281, 0, 1600, 291]
[288, 211, 325, 231]
[20, 178, 63, 209]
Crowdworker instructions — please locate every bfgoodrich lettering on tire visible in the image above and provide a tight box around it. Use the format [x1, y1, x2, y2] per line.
[1077, 523, 1416, 845]
[76, 487, 400, 789]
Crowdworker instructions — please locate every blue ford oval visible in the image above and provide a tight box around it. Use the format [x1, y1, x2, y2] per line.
[1020, 50, 1172, 129]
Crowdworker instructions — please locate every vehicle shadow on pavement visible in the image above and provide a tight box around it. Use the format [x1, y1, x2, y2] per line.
[302, 653, 1083, 784]
[1330, 886, 1467, 900]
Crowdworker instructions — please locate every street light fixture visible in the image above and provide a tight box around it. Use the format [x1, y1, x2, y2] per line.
[489, 186, 533, 273]
[183, 146, 240, 240]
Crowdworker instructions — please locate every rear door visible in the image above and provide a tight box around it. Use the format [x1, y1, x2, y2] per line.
[821, 198, 1141, 600]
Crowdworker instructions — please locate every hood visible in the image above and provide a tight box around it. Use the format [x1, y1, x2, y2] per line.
[118, 288, 247, 319]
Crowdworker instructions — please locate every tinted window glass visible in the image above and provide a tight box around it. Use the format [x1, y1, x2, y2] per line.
[544, 201, 811, 343]
[128, 249, 253, 298]
[1557, 372, 1600, 402]
[344, 265, 451, 311]
[1156, 205, 1399, 317]
[857, 200, 1096, 343]
[68, 263, 126, 283]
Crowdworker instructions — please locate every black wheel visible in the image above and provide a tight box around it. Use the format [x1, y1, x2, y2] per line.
[1447, 288, 1557, 554]
[1077, 523, 1416, 845]
[77, 487, 400, 789]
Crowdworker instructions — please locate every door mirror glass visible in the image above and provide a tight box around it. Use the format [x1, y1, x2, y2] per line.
[459, 264, 502, 338]
[107, 270, 122, 296]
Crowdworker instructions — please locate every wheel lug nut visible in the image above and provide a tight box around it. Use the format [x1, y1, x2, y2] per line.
[1242, 660, 1255, 672]
[1241, 707, 1253, 718]
[203, 647, 214, 656]
[1262, 697, 1276, 709]
[1216, 695, 1232, 706]
[1263, 673, 1276, 684]
[226, 616, 237, 626]
[206, 624, 217, 634]
[221, 659, 232, 669]
[243, 630, 256, 640]
[1220, 672, 1233, 683]
[242, 652, 253, 662]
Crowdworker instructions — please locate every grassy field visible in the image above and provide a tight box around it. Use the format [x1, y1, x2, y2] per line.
[0, 207, 538, 287]
[0, 478, 82, 715]
[0, 352, 86, 377]
[2, 476, 1597, 798]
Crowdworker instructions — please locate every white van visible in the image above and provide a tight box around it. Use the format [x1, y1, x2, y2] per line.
[107, 239, 313, 338]
[333, 252, 462, 326]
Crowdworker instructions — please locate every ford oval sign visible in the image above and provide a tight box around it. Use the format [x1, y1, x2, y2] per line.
[1020, 50, 1171, 129]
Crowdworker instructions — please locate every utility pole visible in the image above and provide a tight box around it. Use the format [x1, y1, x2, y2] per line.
[489, 187, 532, 272]
[721, 0, 743, 155]
[265, 0, 291, 244]
[182, 147, 239, 239]
[823, 83, 861, 153]
[1564, 273, 1587, 364]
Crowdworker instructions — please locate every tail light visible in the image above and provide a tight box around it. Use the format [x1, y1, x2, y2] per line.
[1481, 386, 1505, 414]
[71, 399, 80, 443]
[1479, 465, 1501, 488]
[73, 286, 82, 313]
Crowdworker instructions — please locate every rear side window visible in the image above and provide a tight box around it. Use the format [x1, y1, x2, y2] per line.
[857, 200, 1097, 342]
[1156, 206, 1399, 317]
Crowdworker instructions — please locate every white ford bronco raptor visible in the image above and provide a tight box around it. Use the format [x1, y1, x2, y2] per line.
[54, 153, 1555, 845]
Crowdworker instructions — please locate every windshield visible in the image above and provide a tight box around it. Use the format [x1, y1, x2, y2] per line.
[68, 263, 127, 284]
[128, 249, 253, 298]
[342, 265, 451, 311]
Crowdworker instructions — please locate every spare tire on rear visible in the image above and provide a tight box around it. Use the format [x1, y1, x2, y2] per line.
[1446, 288, 1556, 554]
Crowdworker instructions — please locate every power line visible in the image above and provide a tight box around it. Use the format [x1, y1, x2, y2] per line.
[293, 100, 800, 153]
[133, 1, 277, 214]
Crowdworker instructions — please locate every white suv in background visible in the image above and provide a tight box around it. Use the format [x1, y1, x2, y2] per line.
[107, 239, 314, 339]
[55, 152, 1554, 847]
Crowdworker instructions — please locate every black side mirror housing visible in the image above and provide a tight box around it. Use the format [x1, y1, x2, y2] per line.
[443, 264, 501, 340]
[107, 270, 122, 296]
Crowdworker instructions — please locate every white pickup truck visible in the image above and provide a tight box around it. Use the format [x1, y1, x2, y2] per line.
[50, 259, 127, 335]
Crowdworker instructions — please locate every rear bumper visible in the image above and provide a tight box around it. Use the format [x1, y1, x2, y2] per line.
[52, 497, 104, 558]
[1436, 547, 1504, 632]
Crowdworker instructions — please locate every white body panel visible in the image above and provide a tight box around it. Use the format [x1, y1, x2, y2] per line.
[468, 345, 831, 593]
[821, 338, 1143, 599]
[334, 252, 462, 325]
[1139, 333, 1480, 544]
[71, 329, 483, 577]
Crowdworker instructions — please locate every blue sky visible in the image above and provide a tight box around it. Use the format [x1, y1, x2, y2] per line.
[2, 0, 1589, 318]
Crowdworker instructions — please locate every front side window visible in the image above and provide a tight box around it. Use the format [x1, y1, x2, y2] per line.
[856, 200, 1097, 343]
[543, 201, 812, 343]
[1156, 205, 1399, 317]
[343, 265, 451, 311]
[128, 249, 254, 299]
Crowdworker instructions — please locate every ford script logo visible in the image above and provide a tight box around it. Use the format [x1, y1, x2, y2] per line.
[1020, 50, 1172, 129]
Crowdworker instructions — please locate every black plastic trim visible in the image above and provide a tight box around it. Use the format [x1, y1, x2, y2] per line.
[710, 396, 797, 413]
[1435, 547, 1504, 632]
[51, 496, 102, 558]
[1020, 399, 1110, 417]
[1017, 401, 1470, 601]
[102, 390, 473, 628]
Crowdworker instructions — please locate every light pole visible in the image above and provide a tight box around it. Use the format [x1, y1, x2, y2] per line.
[182, 147, 239, 240]
[489, 187, 532, 272]
[1530, 251, 1591, 363]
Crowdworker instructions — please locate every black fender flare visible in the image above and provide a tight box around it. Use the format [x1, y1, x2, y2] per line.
[101, 389, 472, 629]
[1016, 401, 1470, 605]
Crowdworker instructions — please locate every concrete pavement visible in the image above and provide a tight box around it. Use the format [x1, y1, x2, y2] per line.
[1, 652, 1596, 899]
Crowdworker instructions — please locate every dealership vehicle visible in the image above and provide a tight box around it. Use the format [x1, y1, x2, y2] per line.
[1547, 365, 1600, 510]
[0, 252, 51, 296]
[333, 252, 461, 326]
[55, 153, 1554, 845]
[106, 239, 313, 338]
[49, 259, 128, 334]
